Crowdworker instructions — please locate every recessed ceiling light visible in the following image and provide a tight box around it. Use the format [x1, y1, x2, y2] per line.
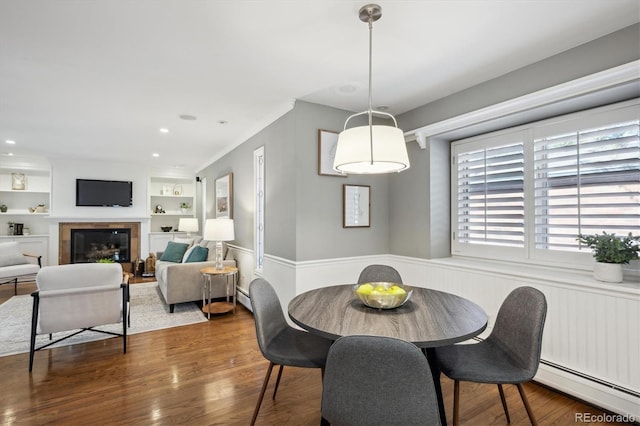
[218, 120, 228, 125]
[152, 153, 160, 157]
[338, 84, 358, 94]
[5, 140, 16, 144]
[376, 105, 389, 111]
[179, 114, 197, 121]
[159, 128, 169, 133]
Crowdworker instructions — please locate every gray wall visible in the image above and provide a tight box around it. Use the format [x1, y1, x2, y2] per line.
[398, 23, 640, 131]
[293, 101, 390, 261]
[198, 23, 639, 264]
[197, 100, 391, 263]
[389, 23, 640, 259]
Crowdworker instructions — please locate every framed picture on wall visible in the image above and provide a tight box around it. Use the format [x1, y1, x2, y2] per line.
[215, 173, 233, 218]
[318, 129, 346, 177]
[11, 173, 26, 190]
[343, 184, 370, 228]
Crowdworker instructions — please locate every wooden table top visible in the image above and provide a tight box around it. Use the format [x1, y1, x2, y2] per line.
[200, 266, 238, 275]
[288, 284, 488, 348]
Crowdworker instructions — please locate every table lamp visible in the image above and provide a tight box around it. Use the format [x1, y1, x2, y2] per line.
[204, 218, 235, 269]
[178, 218, 199, 237]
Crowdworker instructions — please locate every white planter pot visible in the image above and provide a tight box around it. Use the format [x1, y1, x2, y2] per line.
[593, 262, 623, 283]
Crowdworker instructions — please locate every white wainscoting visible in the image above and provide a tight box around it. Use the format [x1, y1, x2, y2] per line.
[230, 246, 639, 417]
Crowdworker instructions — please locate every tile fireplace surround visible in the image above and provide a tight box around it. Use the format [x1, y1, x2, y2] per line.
[59, 222, 141, 272]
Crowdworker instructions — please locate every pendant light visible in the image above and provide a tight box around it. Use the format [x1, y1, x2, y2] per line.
[333, 4, 410, 175]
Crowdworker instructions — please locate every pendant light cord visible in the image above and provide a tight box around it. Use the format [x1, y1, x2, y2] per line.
[367, 14, 374, 165]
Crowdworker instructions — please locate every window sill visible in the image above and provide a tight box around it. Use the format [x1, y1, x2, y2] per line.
[428, 256, 640, 298]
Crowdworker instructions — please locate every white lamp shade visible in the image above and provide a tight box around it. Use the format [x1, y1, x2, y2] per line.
[333, 124, 410, 174]
[178, 218, 199, 233]
[203, 218, 235, 241]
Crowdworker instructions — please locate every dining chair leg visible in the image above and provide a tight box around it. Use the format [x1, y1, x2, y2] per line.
[272, 364, 284, 400]
[251, 362, 275, 426]
[453, 380, 460, 426]
[517, 383, 537, 426]
[497, 384, 511, 423]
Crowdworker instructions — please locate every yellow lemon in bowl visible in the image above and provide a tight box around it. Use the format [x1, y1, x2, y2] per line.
[356, 283, 374, 295]
[388, 285, 406, 296]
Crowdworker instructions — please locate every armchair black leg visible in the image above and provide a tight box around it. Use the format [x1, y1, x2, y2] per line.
[29, 293, 40, 372]
[13, 278, 18, 295]
[170, 304, 175, 313]
[122, 283, 128, 354]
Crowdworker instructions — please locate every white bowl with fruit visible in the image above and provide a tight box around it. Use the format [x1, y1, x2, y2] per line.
[353, 282, 413, 309]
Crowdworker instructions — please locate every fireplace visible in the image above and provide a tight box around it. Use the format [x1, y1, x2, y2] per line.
[71, 228, 131, 263]
[59, 222, 141, 272]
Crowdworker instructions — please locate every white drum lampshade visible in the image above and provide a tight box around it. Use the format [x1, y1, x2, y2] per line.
[204, 218, 235, 269]
[333, 124, 409, 174]
[178, 218, 199, 237]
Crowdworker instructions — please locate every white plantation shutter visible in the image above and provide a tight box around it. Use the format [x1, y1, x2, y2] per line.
[455, 132, 525, 250]
[452, 99, 639, 267]
[534, 119, 640, 252]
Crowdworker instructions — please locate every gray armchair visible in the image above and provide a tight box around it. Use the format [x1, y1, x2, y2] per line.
[434, 286, 547, 425]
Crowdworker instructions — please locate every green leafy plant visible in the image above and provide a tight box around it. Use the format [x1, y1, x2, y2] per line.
[179, 202, 191, 209]
[577, 232, 640, 264]
[97, 258, 115, 263]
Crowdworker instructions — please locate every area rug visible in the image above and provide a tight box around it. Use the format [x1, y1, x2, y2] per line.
[0, 282, 206, 357]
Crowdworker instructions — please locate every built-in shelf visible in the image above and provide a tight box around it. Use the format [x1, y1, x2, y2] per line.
[0, 161, 51, 239]
[149, 176, 196, 233]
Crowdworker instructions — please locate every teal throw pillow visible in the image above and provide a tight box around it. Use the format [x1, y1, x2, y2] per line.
[160, 241, 189, 263]
[185, 246, 208, 263]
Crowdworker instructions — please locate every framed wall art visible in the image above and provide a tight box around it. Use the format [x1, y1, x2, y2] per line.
[11, 173, 26, 190]
[343, 184, 370, 228]
[215, 172, 233, 218]
[318, 129, 345, 177]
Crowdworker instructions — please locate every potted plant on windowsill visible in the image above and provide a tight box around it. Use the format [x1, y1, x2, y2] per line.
[577, 232, 640, 283]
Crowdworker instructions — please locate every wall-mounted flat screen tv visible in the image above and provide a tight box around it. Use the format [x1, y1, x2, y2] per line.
[76, 179, 133, 207]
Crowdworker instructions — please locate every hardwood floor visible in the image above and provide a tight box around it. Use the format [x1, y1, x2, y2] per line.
[0, 282, 620, 425]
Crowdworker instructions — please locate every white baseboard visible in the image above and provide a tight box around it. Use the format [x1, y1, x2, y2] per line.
[535, 363, 639, 419]
[236, 288, 252, 312]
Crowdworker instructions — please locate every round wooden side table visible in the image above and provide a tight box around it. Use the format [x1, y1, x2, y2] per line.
[200, 266, 239, 319]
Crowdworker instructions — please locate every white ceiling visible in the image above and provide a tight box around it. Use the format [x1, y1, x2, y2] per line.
[1, 0, 638, 173]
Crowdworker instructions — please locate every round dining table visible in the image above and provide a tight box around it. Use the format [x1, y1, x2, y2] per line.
[288, 284, 488, 425]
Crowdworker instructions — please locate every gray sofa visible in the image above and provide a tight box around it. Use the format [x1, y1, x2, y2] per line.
[155, 239, 236, 313]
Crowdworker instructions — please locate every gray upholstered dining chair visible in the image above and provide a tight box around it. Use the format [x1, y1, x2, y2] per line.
[321, 335, 441, 426]
[357, 264, 403, 284]
[249, 278, 332, 426]
[434, 286, 547, 425]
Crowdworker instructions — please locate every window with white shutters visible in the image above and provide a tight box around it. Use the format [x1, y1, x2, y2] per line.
[451, 99, 639, 268]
